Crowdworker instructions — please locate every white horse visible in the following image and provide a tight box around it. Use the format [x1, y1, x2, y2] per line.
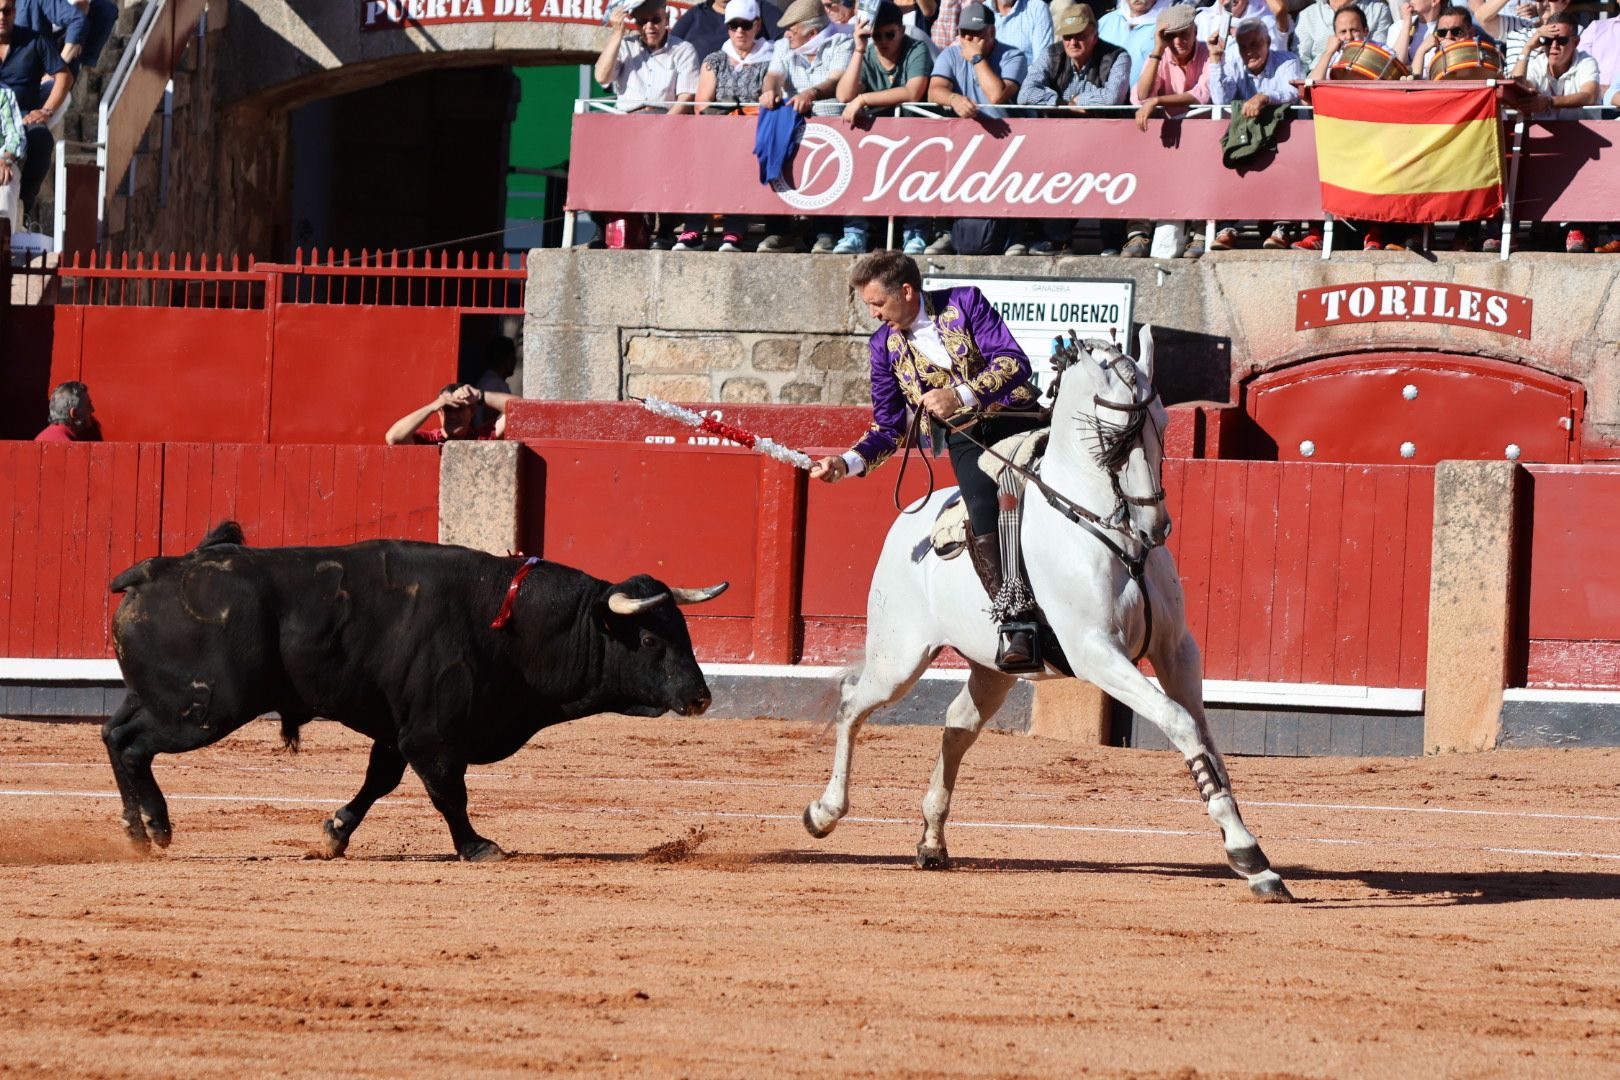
[803, 327, 1292, 901]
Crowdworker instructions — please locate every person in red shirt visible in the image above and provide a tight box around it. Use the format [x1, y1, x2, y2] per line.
[34, 380, 101, 442]
[385, 383, 511, 446]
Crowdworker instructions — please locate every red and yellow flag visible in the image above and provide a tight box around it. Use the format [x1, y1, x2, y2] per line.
[1312, 83, 1503, 223]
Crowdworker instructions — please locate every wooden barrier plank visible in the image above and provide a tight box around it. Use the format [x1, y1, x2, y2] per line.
[230, 445, 263, 545]
[1300, 465, 1346, 685]
[100, 444, 143, 660]
[407, 450, 440, 541]
[7, 446, 43, 656]
[1202, 460, 1250, 680]
[31, 447, 68, 658]
[1364, 468, 1413, 688]
[353, 445, 387, 540]
[253, 447, 283, 547]
[1269, 462, 1315, 684]
[209, 444, 245, 530]
[1333, 467, 1380, 687]
[305, 444, 338, 546]
[1235, 461, 1282, 683]
[159, 443, 191, 556]
[280, 445, 313, 546]
[0, 444, 20, 652]
[57, 448, 92, 658]
[329, 447, 360, 546]
[1167, 459, 1216, 665]
[1399, 473, 1434, 688]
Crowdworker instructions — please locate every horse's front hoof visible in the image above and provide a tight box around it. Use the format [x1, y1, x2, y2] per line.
[460, 840, 507, 863]
[803, 803, 836, 839]
[915, 843, 950, 870]
[1249, 874, 1295, 903]
[316, 819, 349, 860]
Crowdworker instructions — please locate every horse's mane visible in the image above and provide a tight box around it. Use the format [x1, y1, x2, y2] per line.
[1074, 351, 1148, 472]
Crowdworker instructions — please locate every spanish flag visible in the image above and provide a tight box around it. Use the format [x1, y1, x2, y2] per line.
[1313, 83, 1503, 223]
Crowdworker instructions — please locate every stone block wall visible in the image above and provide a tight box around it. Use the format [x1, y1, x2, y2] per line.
[522, 247, 1620, 454]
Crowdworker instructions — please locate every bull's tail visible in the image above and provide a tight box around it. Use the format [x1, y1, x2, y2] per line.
[197, 521, 246, 550]
[277, 712, 314, 754]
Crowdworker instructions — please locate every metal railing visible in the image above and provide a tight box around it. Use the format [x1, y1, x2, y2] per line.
[48, 247, 527, 312]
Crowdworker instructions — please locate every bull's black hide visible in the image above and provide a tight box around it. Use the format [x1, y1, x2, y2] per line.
[105, 522, 724, 861]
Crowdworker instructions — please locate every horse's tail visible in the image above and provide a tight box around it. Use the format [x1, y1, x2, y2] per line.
[804, 665, 862, 738]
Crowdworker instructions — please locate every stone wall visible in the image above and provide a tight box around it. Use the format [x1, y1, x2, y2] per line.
[522, 247, 1620, 452]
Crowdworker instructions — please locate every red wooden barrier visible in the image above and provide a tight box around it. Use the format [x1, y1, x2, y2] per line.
[0, 443, 440, 660]
[516, 408, 1435, 686]
[1522, 464, 1620, 688]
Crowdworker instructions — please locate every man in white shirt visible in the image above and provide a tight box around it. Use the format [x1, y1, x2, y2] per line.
[1295, 0, 1392, 70]
[594, 0, 701, 113]
[1469, 0, 1569, 71]
[1515, 12, 1599, 251]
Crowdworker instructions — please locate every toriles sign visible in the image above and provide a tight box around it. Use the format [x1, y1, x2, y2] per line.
[1296, 281, 1532, 338]
[568, 114, 1324, 219]
[362, 0, 687, 30]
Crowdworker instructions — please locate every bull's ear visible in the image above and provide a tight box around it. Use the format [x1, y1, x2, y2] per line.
[671, 582, 728, 606]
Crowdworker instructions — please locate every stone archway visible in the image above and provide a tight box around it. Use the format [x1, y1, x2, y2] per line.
[1242, 353, 1583, 465]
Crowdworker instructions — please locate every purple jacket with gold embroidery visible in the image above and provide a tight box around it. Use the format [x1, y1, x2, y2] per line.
[849, 286, 1040, 471]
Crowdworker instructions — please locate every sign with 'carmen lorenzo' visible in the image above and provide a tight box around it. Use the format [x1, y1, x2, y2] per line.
[1296, 281, 1532, 339]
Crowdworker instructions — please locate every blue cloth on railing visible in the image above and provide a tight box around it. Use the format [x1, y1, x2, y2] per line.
[754, 105, 803, 185]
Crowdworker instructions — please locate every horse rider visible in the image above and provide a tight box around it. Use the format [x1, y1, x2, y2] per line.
[811, 251, 1046, 671]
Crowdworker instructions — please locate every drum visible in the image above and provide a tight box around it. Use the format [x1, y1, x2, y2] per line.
[1425, 38, 1504, 81]
[1329, 40, 1411, 81]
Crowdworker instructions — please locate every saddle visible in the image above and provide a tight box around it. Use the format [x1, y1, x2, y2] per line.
[929, 428, 1049, 560]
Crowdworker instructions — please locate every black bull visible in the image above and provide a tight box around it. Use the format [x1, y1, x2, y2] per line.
[105, 522, 726, 861]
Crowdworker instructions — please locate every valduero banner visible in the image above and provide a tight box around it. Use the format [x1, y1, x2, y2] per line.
[567, 114, 1326, 219]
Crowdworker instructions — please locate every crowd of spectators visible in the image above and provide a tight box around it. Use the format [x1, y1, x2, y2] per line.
[0, 0, 118, 233]
[589, 0, 1620, 255]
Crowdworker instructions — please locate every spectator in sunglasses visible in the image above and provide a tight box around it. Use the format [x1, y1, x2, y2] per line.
[594, 0, 700, 113]
[1411, 4, 1477, 76]
[1389, 0, 1446, 64]
[674, 0, 783, 57]
[673, 0, 775, 252]
[1472, 0, 1568, 71]
[1516, 13, 1598, 250]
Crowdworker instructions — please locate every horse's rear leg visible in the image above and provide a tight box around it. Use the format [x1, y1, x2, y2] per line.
[804, 648, 936, 839]
[916, 663, 1015, 869]
[1085, 636, 1292, 902]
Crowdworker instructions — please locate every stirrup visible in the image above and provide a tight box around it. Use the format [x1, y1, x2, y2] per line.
[996, 621, 1042, 673]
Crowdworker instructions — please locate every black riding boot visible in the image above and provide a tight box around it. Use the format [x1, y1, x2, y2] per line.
[967, 529, 1035, 671]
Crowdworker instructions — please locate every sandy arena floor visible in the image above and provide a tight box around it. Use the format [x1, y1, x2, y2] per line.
[2, 713, 1618, 1078]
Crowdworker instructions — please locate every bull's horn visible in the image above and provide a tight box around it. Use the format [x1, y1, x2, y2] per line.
[671, 582, 729, 605]
[607, 591, 670, 615]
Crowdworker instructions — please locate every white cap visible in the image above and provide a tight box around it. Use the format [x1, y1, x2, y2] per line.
[724, 0, 760, 20]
